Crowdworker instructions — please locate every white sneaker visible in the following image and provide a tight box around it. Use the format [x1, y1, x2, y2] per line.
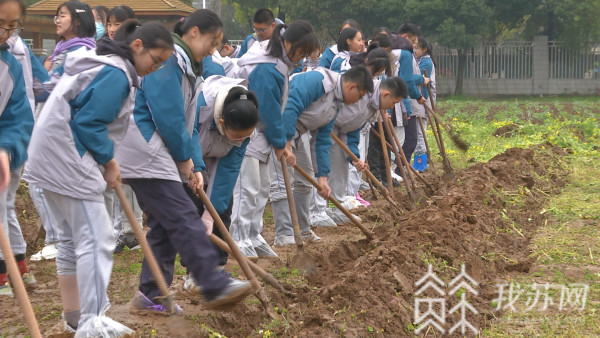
[183, 273, 200, 292]
[273, 235, 296, 247]
[359, 180, 370, 190]
[309, 211, 337, 227]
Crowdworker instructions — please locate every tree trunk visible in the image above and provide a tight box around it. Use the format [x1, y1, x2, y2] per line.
[455, 49, 467, 95]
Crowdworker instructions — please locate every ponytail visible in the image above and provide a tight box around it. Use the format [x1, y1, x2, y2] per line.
[174, 9, 222, 37]
[114, 20, 173, 50]
[268, 20, 319, 61]
[222, 87, 259, 131]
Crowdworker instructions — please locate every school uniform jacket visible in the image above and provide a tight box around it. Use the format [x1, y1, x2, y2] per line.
[281, 68, 344, 177]
[318, 44, 338, 69]
[233, 40, 294, 162]
[0, 47, 34, 171]
[419, 55, 436, 104]
[392, 48, 425, 118]
[334, 79, 382, 160]
[116, 44, 204, 183]
[7, 37, 49, 113]
[237, 33, 258, 59]
[24, 48, 139, 202]
[197, 75, 252, 214]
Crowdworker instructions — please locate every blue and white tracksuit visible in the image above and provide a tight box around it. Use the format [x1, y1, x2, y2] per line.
[115, 42, 231, 301]
[237, 33, 258, 59]
[229, 39, 295, 254]
[415, 55, 436, 156]
[318, 44, 338, 69]
[329, 79, 381, 202]
[24, 48, 137, 336]
[0, 46, 34, 260]
[270, 68, 344, 239]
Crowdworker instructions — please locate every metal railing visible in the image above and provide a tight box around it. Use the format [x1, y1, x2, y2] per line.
[436, 40, 599, 80]
[436, 41, 534, 79]
[549, 42, 600, 79]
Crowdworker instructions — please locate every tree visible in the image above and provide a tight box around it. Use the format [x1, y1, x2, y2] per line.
[404, 0, 493, 94]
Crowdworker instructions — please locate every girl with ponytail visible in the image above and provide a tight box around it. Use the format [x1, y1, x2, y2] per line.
[25, 20, 173, 336]
[229, 20, 319, 256]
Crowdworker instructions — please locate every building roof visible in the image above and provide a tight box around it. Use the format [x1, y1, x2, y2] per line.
[27, 0, 196, 17]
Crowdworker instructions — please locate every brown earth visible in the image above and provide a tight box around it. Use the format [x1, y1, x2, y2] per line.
[493, 123, 521, 138]
[1, 144, 567, 337]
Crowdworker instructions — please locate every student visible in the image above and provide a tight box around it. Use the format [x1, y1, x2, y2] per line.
[219, 36, 240, 58]
[237, 8, 279, 58]
[6, 28, 49, 271]
[44, 1, 96, 93]
[0, 0, 35, 298]
[115, 10, 254, 312]
[229, 20, 318, 256]
[24, 20, 173, 335]
[326, 47, 399, 224]
[183, 76, 259, 291]
[268, 66, 373, 246]
[92, 5, 108, 40]
[103, 6, 144, 254]
[105, 5, 135, 40]
[318, 19, 359, 69]
[330, 27, 364, 73]
[413, 37, 436, 172]
[391, 23, 429, 173]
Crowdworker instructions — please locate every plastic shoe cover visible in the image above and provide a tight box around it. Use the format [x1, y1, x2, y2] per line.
[301, 230, 321, 243]
[359, 180, 370, 190]
[235, 240, 258, 257]
[355, 193, 370, 207]
[22, 272, 37, 290]
[413, 153, 428, 172]
[309, 211, 337, 227]
[326, 207, 362, 225]
[391, 171, 404, 183]
[183, 273, 200, 292]
[0, 283, 13, 298]
[130, 290, 183, 316]
[251, 235, 278, 257]
[76, 311, 135, 337]
[273, 235, 296, 246]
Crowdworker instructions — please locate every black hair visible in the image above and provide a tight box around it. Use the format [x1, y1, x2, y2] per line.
[114, 20, 173, 50]
[373, 27, 391, 36]
[56, 1, 95, 39]
[268, 20, 318, 61]
[417, 37, 436, 67]
[396, 23, 421, 37]
[339, 19, 360, 34]
[108, 5, 135, 23]
[380, 77, 408, 98]
[222, 87, 259, 131]
[0, 0, 26, 15]
[174, 9, 222, 37]
[371, 33, 392, 49]
[253, 8, 275, 24]
[337, 27, 360, 52]
[93, 6, 109, 25]
[350, 45, 391, 77]
[341, 65, 374, 93]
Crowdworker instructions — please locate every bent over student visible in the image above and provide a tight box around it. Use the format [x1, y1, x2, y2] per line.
[115, 10, 254, 313]
[25, 20, 173, 336]
[182, 75, 259, 291]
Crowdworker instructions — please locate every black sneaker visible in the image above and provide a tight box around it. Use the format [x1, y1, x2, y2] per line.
[114, 235, 140, 254]
[204, 279, 254, 310]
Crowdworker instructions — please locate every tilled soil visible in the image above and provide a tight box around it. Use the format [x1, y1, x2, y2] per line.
[1, 144, 567, 337]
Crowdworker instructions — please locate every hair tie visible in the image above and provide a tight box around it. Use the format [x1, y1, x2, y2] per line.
[179, 17, 185, 23]
[75, 9, 86, 13]
[239, 94, 247, 100]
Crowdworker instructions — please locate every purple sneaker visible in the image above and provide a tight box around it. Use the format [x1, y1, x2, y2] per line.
[130, 290, 183, 316]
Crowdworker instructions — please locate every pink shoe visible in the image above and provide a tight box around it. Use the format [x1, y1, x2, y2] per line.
[356, 193, 370, 207]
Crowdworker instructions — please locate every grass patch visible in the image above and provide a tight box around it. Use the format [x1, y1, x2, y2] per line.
[438, 98, 600, 335]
